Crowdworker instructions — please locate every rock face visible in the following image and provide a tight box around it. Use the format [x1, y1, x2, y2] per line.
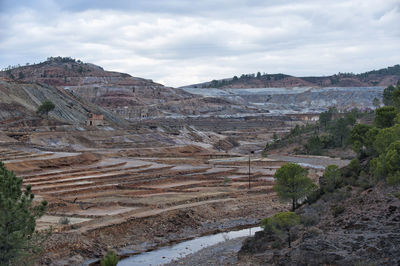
[0, 78, 127, 127]
[238, 184, 400, 265]
[182, 86, 385, 113]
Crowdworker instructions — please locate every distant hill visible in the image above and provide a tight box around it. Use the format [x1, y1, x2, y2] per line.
[181, 65, 400, 89]
[0, 57, 195, 120]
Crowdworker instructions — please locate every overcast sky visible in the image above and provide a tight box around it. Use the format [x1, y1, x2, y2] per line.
[0, 0, 399, 87]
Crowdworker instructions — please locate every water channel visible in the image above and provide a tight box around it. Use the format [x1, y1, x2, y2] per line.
[118, 226, 262, 265]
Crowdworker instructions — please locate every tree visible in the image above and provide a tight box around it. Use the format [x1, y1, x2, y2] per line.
[375, 106, 397, 128]
[373, 124, 400, 155]
[383, 85, 395, 106]
[373, 97, 380, 109]
[350, 124, 373, 157]
[36, 100, 55, 118]
[393, 87, 400, 110]
[273, 163, 317, 211]
[304, 135, 323, 155]
[0, 162, 48, 265]
[261, 212, 300, 248]
[101, 250, 119, 266]
[320, 165, 342, 193]
[329, 118, 350, 147]
[319, 110, 332, 129]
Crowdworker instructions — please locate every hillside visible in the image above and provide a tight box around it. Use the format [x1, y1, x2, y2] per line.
[0, 78, 127, 128]
[0, 57, 199, 120]
[1, 57, 271, 120]
[182, 65, 400, 89]
[238, 183, 400, 265]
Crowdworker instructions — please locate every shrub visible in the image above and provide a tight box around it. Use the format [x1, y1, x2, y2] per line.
[331, 205, 345, 217]
[101, 250, 119, 266]
[300, 214, 319, 227]
[59, 217, 70, 225]
[261, 212, 300, 248]
[320, 165, 342, 193]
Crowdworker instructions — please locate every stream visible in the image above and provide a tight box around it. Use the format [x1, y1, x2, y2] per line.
[117, 226, 262, 265]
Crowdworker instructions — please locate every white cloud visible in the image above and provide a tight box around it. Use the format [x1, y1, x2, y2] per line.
[0, 0, 399, 87]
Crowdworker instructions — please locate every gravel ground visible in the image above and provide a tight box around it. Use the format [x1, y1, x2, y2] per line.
[166, 236, 247, 266]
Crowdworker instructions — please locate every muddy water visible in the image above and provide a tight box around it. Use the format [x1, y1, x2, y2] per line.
[118, 226, 262, 265]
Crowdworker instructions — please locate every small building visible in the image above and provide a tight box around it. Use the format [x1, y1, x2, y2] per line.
[86, 113, 104, 126]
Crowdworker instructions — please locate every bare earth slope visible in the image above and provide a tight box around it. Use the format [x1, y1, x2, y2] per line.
[0, 78, 127, 127]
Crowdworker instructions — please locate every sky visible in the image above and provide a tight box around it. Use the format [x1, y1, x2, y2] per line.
[0, 0, 399, 87]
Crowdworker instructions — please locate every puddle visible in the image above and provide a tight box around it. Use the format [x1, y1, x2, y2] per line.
[118, 226, 262, 265]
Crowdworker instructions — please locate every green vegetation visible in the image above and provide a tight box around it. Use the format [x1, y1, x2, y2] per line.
[36, 100, 55, 118]
[320, 165, 342, 194]
[101, 250, 119, 266]
[201, 72, 290, 88]
[0, 162, 48, 265]
[261, 212, 300, 248]
[273, 163, 317, 211]
[375, 106, 397, 128]
[348, 82, 400, 185]
[331, 204, 345, 217]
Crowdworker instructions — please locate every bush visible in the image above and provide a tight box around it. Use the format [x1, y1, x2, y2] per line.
[331, 205, 345, 217]
[320, 165, 342, 193]
[300, 214, 319, 227]
[101, 250, 119, 266]
[387, 171, 400, 185]
[59, 217, 70, 225]
[261, 212, 300, 248]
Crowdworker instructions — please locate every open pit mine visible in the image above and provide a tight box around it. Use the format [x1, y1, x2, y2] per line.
[0, 58, 395, 265]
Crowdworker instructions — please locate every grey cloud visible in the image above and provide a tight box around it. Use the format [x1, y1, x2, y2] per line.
[0, 0, 399, 87]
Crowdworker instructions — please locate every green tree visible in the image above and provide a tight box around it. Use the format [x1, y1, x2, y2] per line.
[320, 165, 342, 193]
[350, 124, 373, 157]
[101, 250, 119, 266]
[375, 106, 398, 128]
[304, 135, 323, 155]
[319, 110, 332, 128]
[36, 100, 55, 118]
[383, 85, 395, 106]
[261, 212, 300, 248]
[273, 163, 317, 211]
[373, 97, 381, 109]
[373, 124, 400, 155]
[330, 118, 350, 147]
[0, 162, 48, 265]
[393, 87, 400, 110]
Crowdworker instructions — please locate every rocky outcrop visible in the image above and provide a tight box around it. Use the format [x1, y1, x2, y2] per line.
[239, 184, 400, 265]
[0, 78, 127, 127]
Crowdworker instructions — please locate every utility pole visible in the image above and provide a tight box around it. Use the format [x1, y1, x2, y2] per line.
[248, 150, 254, 189]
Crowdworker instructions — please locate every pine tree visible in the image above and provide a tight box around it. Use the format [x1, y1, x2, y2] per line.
[273, 163, 317, 211]
[0, 162, 48, 265]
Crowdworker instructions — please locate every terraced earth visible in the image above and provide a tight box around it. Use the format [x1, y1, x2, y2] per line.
[0, 115, 349, 265]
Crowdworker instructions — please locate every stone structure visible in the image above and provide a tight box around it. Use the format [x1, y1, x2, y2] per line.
[86, 113, 104, 126]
